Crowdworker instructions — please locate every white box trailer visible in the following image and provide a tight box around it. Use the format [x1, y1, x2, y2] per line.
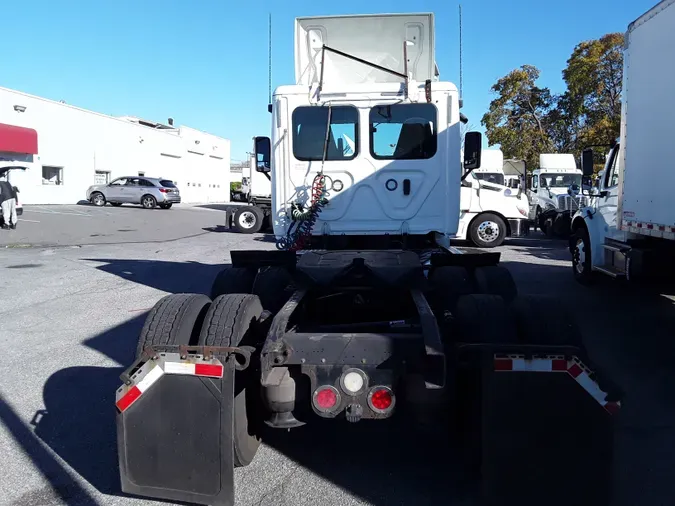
[571, 0, 675, 282]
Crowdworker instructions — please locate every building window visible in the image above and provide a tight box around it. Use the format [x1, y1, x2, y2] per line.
[292, 106, 359, 161]
[369, 104, 437, 160]
[42, 166, 63, 185]
[94, 171, 110, 185]
[138, 171, 145, 176]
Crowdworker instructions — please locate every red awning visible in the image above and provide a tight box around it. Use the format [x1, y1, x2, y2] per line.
[0, 123, 38, 154]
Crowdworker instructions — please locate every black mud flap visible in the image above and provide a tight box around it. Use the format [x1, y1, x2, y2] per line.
[117, 357, 235, 506]
[478, 356, 615, 506]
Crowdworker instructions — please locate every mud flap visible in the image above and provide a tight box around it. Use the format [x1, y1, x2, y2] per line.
[116, 355, 236, 506]
[478, 355, 616, 506]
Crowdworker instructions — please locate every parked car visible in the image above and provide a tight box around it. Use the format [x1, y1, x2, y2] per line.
[86, 177, 181, 209]
[0, 165, 26, 225]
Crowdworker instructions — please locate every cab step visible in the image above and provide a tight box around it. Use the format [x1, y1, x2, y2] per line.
[592, 265, 626, 278]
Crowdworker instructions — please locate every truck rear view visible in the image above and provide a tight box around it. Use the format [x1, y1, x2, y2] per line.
[115, 12, 621, 506]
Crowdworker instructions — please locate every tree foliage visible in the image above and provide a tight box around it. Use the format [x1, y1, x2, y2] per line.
[481, 33, 624, 170]
[481, 65, 554, 170]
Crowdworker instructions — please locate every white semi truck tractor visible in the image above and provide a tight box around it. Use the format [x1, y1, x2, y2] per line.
[455, 149, 530, 247]
[571, 0, 675, 284]
[115, 13, 619, 506]
[528, 153, 587, 236]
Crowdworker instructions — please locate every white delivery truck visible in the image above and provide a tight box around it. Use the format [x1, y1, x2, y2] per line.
[571, 0, 675, 284]
[455, 149, 530, 247]
[528, 153, 587, 236]
[115, 13, 618, 506]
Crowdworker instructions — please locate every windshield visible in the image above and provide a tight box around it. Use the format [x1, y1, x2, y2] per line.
[540, 173, 581, 188]
[473, 172, 505, 186]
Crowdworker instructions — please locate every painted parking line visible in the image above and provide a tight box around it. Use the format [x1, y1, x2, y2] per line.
[18, 219, 40, 223]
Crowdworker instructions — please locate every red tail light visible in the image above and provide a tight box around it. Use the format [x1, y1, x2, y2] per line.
[159, 188, 169, 193]
[313, 386, 340, 412]
[368, 386, 395, 413]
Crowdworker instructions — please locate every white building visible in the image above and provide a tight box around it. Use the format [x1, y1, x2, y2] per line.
[0, 86, 231, 204]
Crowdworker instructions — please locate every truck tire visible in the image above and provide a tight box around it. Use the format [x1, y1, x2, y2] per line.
[234, 206, 264, 234]
[136, 293, 211, 359]
[469, 213, 506, 248]
[511, 295, 583, 348]
[198, 294, 263, 468]
[571, 226, 595, 285]
[474, 265, 518, 304]
[252, 266, 293, 314]
[211, 266, 257, 300]
[430, 266, 475, 314]
[454, 294, 517, 344]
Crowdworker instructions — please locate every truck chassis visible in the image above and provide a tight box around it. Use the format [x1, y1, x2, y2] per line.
[115, 243, 620, 506]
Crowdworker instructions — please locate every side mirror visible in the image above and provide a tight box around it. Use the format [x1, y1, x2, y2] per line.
[254, 136, 271, 173]
[581, 148, 594, 177]
[463, 131, 482, 171]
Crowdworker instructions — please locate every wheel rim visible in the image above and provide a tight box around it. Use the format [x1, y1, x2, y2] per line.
[574, 238, 586, 275]
[93, 194, 104, 206]
[238, 211, 257, 229]
[477, 221, 500, 243]
[143, 196, 154, 208]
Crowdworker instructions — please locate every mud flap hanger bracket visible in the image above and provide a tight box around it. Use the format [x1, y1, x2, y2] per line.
[119, 345, 254, 385]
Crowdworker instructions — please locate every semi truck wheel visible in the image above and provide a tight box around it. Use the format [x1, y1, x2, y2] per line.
[469, 213, 506, 248]
[429, 266, 475, 314]
[252, 266, 293, 314]
[211, 266, 257, 299]
[454, 294, 517, 344]
[198, 294, 263, 467]
[511, 295, 583, 348]
[474, 265, 518, 304]
[136, 293, 211, 359]
[234, 206, 264, 234]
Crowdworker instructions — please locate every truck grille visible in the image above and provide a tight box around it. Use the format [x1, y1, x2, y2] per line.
[557, 195, 589, 212]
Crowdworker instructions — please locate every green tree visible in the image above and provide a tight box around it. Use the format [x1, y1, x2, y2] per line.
[481, 65, 555, 170]
[557, 33, 625, 150]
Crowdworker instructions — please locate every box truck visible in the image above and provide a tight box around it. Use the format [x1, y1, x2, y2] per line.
[571, 0, 675, 283]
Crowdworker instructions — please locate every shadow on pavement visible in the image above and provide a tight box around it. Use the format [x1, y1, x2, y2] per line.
[17, 255, 675, 506]
[82, 258, 223, 296]
[30, 316, 145, 497]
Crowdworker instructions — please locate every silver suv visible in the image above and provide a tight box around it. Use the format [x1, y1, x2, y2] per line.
[86, 177, 181, 209]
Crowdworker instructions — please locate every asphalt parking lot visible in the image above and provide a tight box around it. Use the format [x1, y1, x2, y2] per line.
[1, 206, 674, 506]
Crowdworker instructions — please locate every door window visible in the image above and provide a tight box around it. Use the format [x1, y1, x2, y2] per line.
[139, 179, 155, 187]
[605, 149, 620, 188]
[125, 178, 140, 186]
[292, 106, 359, 161]
[110, 178, 127, 186]
[369, 103, 437, 160]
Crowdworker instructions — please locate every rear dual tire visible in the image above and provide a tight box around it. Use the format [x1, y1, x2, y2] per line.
[137, 292, 263, 468]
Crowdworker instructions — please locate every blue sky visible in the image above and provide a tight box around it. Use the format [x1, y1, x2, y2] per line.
[2, 0, 655, 161]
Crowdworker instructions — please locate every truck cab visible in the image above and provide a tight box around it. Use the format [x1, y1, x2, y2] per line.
[454, 149, 530, 247]
[254, 14, 467, 249]
[528, 153, 586, 235]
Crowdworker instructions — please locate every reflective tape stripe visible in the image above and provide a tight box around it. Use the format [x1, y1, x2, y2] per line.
[493, 355, 620, 415]
[116, 386, 141, 412]
[164, 362, 196, 375]
[136, 365, 164, 392]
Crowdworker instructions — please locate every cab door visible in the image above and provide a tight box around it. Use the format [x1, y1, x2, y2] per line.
[597, 146, 622, 239]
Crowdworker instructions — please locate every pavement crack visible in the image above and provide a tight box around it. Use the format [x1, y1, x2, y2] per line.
[253, 464, 301, 506]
